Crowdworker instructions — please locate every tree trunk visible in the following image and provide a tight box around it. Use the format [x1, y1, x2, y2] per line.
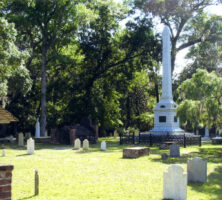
[126, 95, 131, 127]
[171, 41, 176, 74]
[155, 83, 159, 103]
[40, 32, 47, 137]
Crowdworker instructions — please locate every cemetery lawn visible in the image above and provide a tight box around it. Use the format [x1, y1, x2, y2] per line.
[1, 139, 222, 200]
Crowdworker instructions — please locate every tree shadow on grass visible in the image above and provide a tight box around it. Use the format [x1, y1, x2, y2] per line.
[0, 138, 151, 152]
[16, 153, 31, 157]
[17, 194, 35, 200]
[150, 147, 222, 164]
[74, 141, 143, 154]
[189, 165, 222, 200]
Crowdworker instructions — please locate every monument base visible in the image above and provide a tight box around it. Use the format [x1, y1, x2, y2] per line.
[150, 127, 185, 135]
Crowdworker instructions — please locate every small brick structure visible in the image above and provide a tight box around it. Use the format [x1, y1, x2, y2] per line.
[0, 164, 14, 200]
[123, 147, 150, 158]
[69, 129, 77, 145]
[35, 137, 51, 143]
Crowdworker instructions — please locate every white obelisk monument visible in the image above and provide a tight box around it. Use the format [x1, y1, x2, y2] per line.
[150, 25, 184, 135]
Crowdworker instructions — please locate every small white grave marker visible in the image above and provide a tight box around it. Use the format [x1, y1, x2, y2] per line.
[74, 138, 81, 149]
[18, 132, 24, 146]
[187, 157, 207, 183]
[27, 138, 35, 155]
[83, 139, 89, 150]
[101, 141, 106, 151]
[163, 164, 187, 200]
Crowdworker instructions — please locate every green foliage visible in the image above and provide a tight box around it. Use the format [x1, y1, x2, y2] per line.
[124, 70, 156, 130]
[3, 0, 96, 132]
[49, 3, 160, 132]
[0, 17, 31, 98]
[177, 100, 203, 131]
[1, 0, 160, 134]
[175, 15, 222, 88]
[177, 69, 222, 130]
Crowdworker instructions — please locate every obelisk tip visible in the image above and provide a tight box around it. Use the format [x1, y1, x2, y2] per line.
[162, 25, 171, 36]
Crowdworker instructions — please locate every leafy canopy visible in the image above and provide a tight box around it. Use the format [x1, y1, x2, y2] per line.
[177, 69, 222, 129]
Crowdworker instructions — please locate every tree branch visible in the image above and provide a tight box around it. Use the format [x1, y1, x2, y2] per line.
[177, 38, 202, 51]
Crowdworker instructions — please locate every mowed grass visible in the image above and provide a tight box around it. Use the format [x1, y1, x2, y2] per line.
[1, 138, 222, 200]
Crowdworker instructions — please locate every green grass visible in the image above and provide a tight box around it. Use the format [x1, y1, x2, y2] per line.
[1, 138, 222, 200]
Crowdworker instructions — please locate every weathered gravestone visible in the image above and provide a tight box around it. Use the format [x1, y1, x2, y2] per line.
[163, 164, 187, 200]
[101, 141, 106, 151]
[170, 143, 180, 157]
[161, 153, 168, 160]
[74, 138, 81, 149]
[27, 138, 35, 155]
[83, 139, 89, 150]
[187, 157, 207, 183]
[18, 132, 24, 146]
[2, 149, 5, 157]
[114, 130, 118, 138]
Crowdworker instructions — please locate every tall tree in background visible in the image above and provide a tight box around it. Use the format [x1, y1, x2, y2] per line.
[1, 0, 161, 134]
[4, 0, 95, 135]
[174, 15, 222, 90]
[134, 0, 221, 73]
[77, 3, 160, 132]
[177, 69, 222, 132]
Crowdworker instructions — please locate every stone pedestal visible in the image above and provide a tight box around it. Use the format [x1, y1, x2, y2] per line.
[0, 164, 14, 200]
[123, 147, 149, 158]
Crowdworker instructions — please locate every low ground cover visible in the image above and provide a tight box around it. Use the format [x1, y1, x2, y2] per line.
[1, 138, 222, 200]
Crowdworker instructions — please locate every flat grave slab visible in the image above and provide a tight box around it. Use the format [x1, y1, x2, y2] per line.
[212, 137, 222, 144]
[123, 147, 149, 158]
